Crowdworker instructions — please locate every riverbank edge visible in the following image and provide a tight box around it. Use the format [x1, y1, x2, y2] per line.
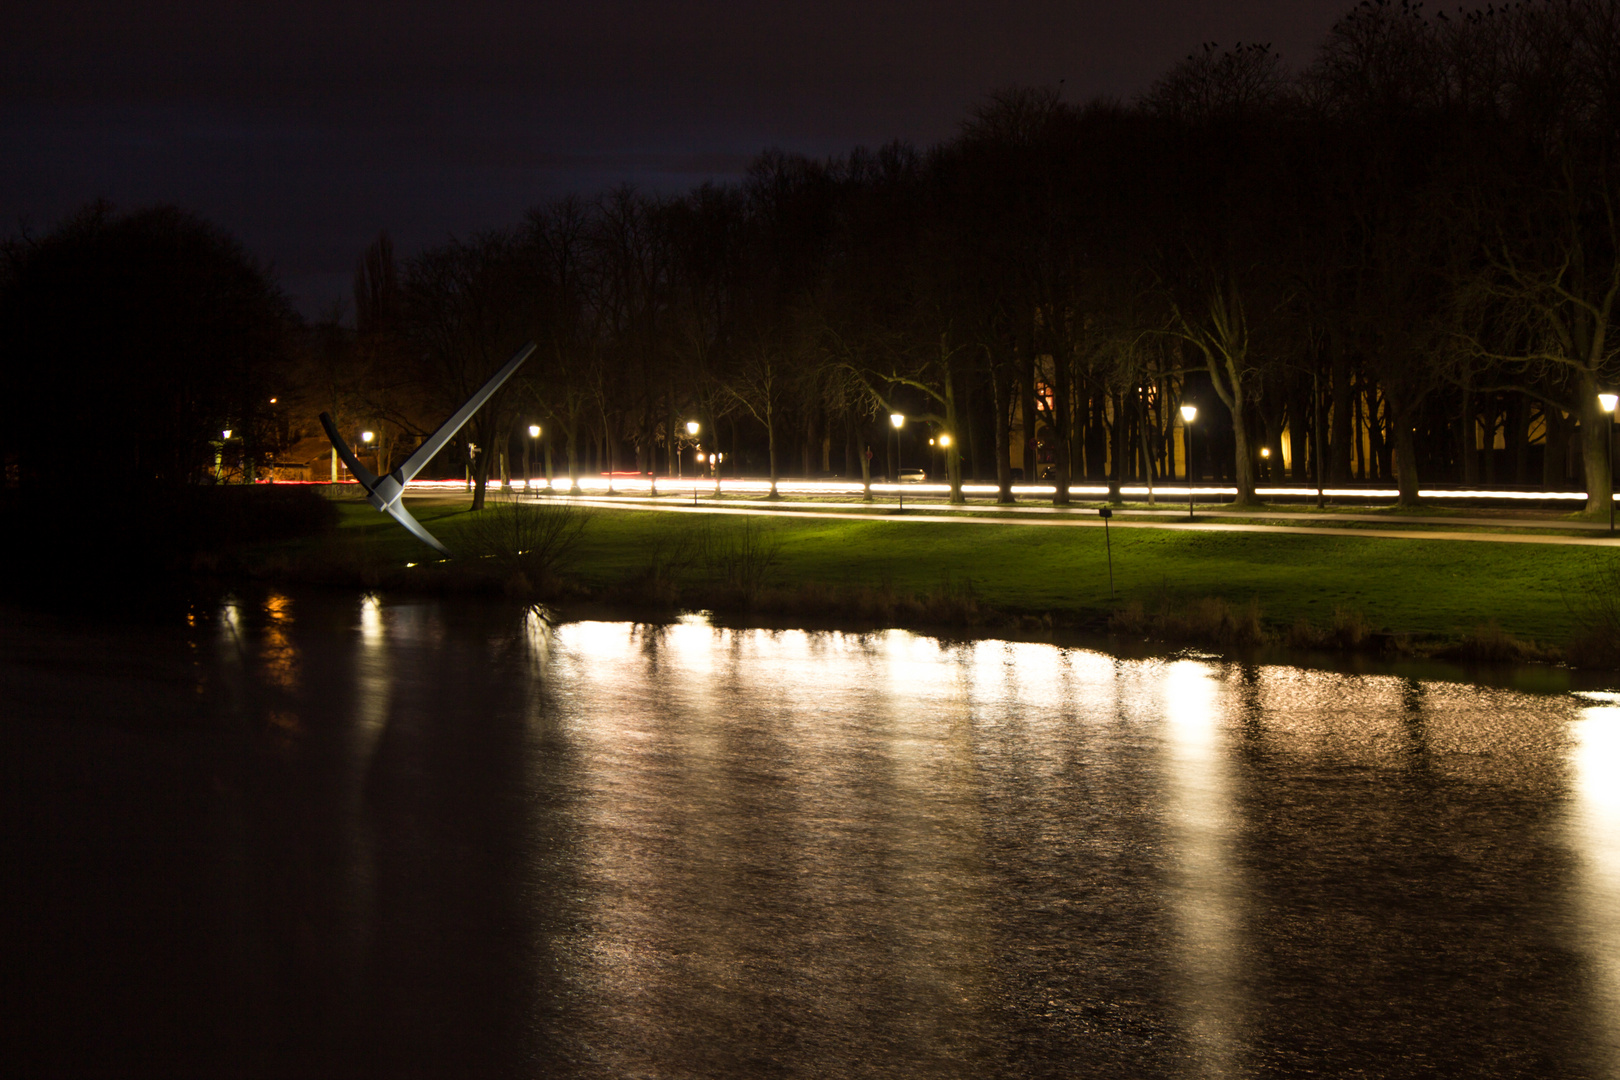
[206, 546, 1620, 675]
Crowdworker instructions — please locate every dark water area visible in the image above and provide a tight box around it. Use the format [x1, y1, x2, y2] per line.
[4, 588, 1619, 1079]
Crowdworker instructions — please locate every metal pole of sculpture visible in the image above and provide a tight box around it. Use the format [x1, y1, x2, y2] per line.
[320, 342, 536, 555]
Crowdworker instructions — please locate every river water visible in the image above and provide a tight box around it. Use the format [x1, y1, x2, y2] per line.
[4, 589, 1619, 1079]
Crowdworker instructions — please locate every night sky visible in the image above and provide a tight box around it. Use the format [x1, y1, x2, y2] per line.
[4, 1, 1354, 319]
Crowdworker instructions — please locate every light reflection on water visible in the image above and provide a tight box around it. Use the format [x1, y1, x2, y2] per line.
[5, 593, 1618, 1079]
[1571, 694, 1620, 1073]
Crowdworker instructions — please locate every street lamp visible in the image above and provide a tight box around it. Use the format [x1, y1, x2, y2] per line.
[527, 424, 541, 497]
[682, 420, 699, 485]
[1180, 403, 1198, 520]
[890, 412, 906, 511]
[1601, 392, 1618, 534]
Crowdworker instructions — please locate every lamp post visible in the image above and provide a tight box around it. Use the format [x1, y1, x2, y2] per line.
[527, 424, 541, 497]
[890, 412, 906, 511]
[217, 428, 233, 481]
[1180, 403, 1198, 520]
[1601, 392, 1618, 535]
[683, 420, 699, 486]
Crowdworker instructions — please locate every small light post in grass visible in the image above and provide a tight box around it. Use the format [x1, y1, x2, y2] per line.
[527, 424, 541, 497]
[1098, 506, 1114, 598]
[1601, 392, 1618, 534]
[1179, 404, 1198, 520]
[890, 412, 906, 511]
[360, 431, 374, 487]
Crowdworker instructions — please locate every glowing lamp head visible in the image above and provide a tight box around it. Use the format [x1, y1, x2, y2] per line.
[361, 430, 374, 444]
[890, 413, 905, 429]
[268, 397, 277, 404]
[940, 434, 952, 448]
[528, 424, 541, 438]
[221, 428, 233, 439]
[1260, 447, 1271, 458]
[685, 420, 700, 436]
[1601, 392, 1619, 414]
[1180, 404, 1198, 423]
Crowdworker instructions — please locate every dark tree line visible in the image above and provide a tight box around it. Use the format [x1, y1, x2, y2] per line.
[7, 1, 1619, 517]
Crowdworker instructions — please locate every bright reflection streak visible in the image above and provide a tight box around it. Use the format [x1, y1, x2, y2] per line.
[1160, 660, 1245, 1078]
[1571, 698, 1620, 1074]
[354, 594, 389, 741]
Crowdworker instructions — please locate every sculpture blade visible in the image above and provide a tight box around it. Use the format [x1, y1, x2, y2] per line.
[384, 498, 452, 557]
[318, 412, 380, 492]
[396, 341, 537, 483]
[317, 340, 535, 555]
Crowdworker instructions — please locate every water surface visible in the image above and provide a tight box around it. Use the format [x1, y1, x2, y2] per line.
[5, 590, 1618, 1078]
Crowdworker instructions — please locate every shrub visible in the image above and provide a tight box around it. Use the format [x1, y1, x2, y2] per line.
[1108, 594, 1265, 648]
[458, 494, 590, 583]
[1439, 620, 1552, 665]
[697, 517, 782, 604]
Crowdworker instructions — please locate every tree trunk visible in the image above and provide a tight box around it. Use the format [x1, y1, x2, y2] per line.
[992, 351, 1014, 503]
[766, 404, 780, 497]
[1329, 342, 1352, 483]
[1459, 386, 1479, 485]
[566, 427, 579, 493]
[944, 363, 964, 504]
[1508, 394, 1529, 485]
[1051, 357, 1071, 506]
[1577, 378, 1614, 516]
[1387, 388, 1422, 507]
[1542, 405, 1566, 489]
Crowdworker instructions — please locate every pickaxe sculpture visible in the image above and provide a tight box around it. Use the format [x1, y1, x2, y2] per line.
[320, 341, 536, 556]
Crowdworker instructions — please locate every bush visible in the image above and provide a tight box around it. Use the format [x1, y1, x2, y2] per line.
[0, 483, 336, 593]
[697, 517, 782, 605]
[1109, 594, 1265, 648]
[458, 494, 590, 585]
[1437, 620, 1553, 665]
[1287, 606, 1374, 651]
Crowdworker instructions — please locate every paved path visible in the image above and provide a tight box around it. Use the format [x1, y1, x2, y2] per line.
[413, 491, 1620, 548]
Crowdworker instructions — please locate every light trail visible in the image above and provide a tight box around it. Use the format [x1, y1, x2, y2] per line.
[491, 495, 1620, 548]
[298, 476, 1603, 502]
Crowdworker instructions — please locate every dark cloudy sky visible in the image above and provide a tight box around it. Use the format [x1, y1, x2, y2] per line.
[3, 1, 1355, 318]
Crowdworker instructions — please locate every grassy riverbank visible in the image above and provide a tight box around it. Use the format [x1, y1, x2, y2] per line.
[239, 494, 1620, 664]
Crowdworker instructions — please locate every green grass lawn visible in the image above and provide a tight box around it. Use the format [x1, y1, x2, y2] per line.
[289, 496, 1611, 646]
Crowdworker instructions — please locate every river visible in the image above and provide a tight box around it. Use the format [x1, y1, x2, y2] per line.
[4, 589, 1618, 1078]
